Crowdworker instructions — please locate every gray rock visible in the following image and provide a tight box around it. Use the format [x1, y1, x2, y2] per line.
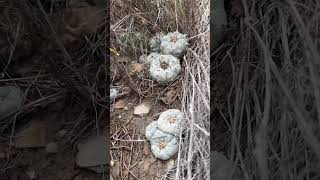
[45, 142, 59, 154]
[211, 151, 244, 180]
[76, 135, 107, 167]
[0, 86, 23, 117]
[14, 121, 47, 148]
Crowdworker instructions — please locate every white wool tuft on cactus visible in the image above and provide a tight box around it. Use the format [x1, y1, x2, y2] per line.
[149, 54, 181, 84]
[157, 109, 184, 136]
[149, 32, 165, 53]
[160, 31, 188, 58]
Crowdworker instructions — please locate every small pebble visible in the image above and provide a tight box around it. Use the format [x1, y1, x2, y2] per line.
[45, 142, 59, 154]
[58, 129, 67, 138]
[124, 107, 128, 111]
[26, 170, 36, 180]
[133, 103, 150, 117]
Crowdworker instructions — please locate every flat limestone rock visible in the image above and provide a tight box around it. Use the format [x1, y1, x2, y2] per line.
[14, 121, 47, 148]
[76, 135, 107, 167]
[133, 103, 150, 117]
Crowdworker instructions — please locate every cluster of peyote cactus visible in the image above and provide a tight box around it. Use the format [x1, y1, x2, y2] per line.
[140, 31, 188, 85]
[145, 109, 184, 160]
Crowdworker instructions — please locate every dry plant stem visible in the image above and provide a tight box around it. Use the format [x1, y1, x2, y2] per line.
[35, 0, 72, 66]
[254, 18, 272, 180]
[4, 69, 43, 168]
[123, 163, 139, 180]
[115, 59, 143, 96]
[3, 20, 20, 74]
[285, 0, 320, 66]
[246, 20, 320, 161]
[230, 49, 245, 161]
[128, 129, 134, 178]
[0, 74, 47, 81]
[112, 136, 146, 142]
[36, 0, 94, 103]
[187, 89, 195, 180]
[0, 90, 66, 129]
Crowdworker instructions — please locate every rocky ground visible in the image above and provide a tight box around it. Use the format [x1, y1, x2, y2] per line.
[110, 55, 183, 179]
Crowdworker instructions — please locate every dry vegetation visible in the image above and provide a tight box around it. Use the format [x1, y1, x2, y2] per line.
[212, 0, 320, 179]
[0, 0, 108, 178]
[111, 0, 209, 179]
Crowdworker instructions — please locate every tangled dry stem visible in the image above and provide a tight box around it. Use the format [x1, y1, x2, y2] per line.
[217, 0, 320, 179]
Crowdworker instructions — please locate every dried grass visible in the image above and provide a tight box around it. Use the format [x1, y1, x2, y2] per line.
[216, 0, 320, 179]
[0, 1, 108, 172]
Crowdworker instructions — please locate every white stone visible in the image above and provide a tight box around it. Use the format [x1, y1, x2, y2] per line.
[133, 103, 150, 117]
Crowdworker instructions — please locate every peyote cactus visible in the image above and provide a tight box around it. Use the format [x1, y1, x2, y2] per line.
[139, 52, 160, 65]
[145, 109, 184, 160]
[149, 32, 165, 53]
[149, 54, 181, 84]
[157, 109, 184, 136]
[160, 31, 188, 58]
[145, 121, 159, 140]
[149, 129, 178, 160]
